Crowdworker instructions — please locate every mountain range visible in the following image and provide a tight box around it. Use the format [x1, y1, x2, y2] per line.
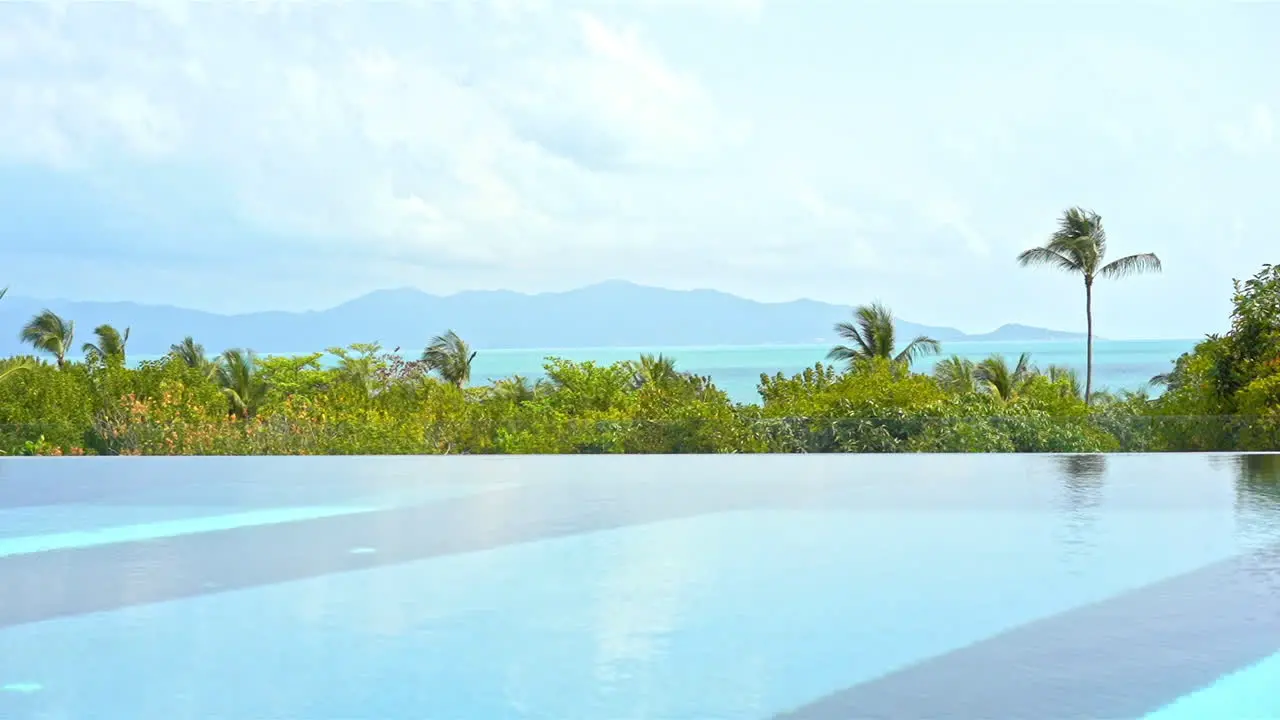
[0, 281, 1088, 356]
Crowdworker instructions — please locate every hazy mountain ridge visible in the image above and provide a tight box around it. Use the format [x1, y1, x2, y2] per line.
[0, 281, 1088, 355]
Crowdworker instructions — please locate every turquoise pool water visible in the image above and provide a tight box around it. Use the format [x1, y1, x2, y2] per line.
[0, 454, 1278, 719]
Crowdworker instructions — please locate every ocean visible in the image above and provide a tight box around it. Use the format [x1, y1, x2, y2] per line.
[123, 340, 1196, 405]
[125, 339, 1194, 405]
[464, 339, 1196, 404]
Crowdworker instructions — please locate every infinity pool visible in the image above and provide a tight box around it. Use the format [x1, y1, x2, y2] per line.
[1, 454, 1278, 719]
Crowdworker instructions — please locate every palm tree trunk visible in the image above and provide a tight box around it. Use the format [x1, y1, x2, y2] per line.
[1084, 279, 1094, 405]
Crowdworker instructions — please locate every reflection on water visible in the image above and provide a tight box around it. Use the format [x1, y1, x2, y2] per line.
[4, 454, 1280, 719]
[1233, 455, 1280, 551]
[1054, 455, 1107, 566]
[1056, 455, 1108, 513]
[1234, 454, 1280, 503]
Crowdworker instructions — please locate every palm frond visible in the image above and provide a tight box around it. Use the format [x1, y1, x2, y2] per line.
[0, 356, 36, 383]
[171, 337, 207, 367]
[1012, 351, 1033, 378]
[974, 352, 1035, 401]
[170, 336, 221, 380]
[1046, 364, 1083, 398]
[81, 324, 130, 365]
[1050, 206, 1107, 258]
[490, 374, 540, 404]
[1020, 207, 1108, 277]
[829, 302, 939, 370]
[422, 330, 476, 387]
[1016, 246, 1083, 273]
[825, 343, 859, 363]
[831, 320, 875, 357]
[19, 310, 75, 367]
[857, 302, 897, 359]
[630, 353, 681, 388]
[216, 348, 267, 418]
[1099, 252, 1162, 280]
[933, 355, 977, 394]
[975, 355, 1012, 401]
[894, 335, 942, 366]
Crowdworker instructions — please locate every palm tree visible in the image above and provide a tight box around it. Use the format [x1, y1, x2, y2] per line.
[216, 349, 268, 419]
[170, 336, 220, 380]
[19, 310, 75, 369]
[933, 355, 978, 394]
[974, 352, 1035, 401]
[1017, 207, 1162, 404]
[422, 330, 476, 388]
[489, 374, 552, 404]
[827, 302, 941, 370]
[0, 356, 36, 383]
[1046, 364, 1083, 399]
[82, 324, 130, 366]
[627, 353, 682, 389]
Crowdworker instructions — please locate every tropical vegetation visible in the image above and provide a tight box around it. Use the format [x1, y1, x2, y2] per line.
[0, 208, 1275, 457]
[1016, 206, 1162, 404]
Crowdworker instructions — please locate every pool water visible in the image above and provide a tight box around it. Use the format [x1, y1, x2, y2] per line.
[1, 454, 1278, 719]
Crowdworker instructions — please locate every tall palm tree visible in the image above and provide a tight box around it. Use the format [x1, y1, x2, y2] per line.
[216, 349, 268, 419]
[422, 330, 477, 388]
[1017, 207, 1162, 404]
[82, 324, 130, 366]
[974, 352, 1035, 402]
[170, 336, 220, 380]
[19, 310, 75, 369]
[827, 302, 941, 370]
[933, 355, 978, 394]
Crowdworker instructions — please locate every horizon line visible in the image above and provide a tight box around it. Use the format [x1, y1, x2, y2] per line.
[114, 338, 1198, 357]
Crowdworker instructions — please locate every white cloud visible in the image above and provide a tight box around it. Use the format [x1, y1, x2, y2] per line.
[0, 1, 1277, 338]
[0, 1, 764, 271]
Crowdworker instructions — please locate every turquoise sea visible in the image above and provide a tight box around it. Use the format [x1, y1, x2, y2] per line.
[466, 340, 1196, 404]
[137, 339, 1197, 405]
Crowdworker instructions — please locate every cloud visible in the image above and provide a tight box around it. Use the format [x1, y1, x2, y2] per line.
[0, 1, 762, 272]
[0, 1, 1277, 338]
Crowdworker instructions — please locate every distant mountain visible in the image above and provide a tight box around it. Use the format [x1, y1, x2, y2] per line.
[0, 281, 1087, 356]
[963, 323, 1093, 343]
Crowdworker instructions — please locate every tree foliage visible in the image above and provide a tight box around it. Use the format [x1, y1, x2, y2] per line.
[1, 260, 1277, 457]
[1145, 264, 1280, 449]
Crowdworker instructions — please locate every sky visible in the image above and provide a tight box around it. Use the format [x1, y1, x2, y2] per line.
[0, 1, 1276, 340]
